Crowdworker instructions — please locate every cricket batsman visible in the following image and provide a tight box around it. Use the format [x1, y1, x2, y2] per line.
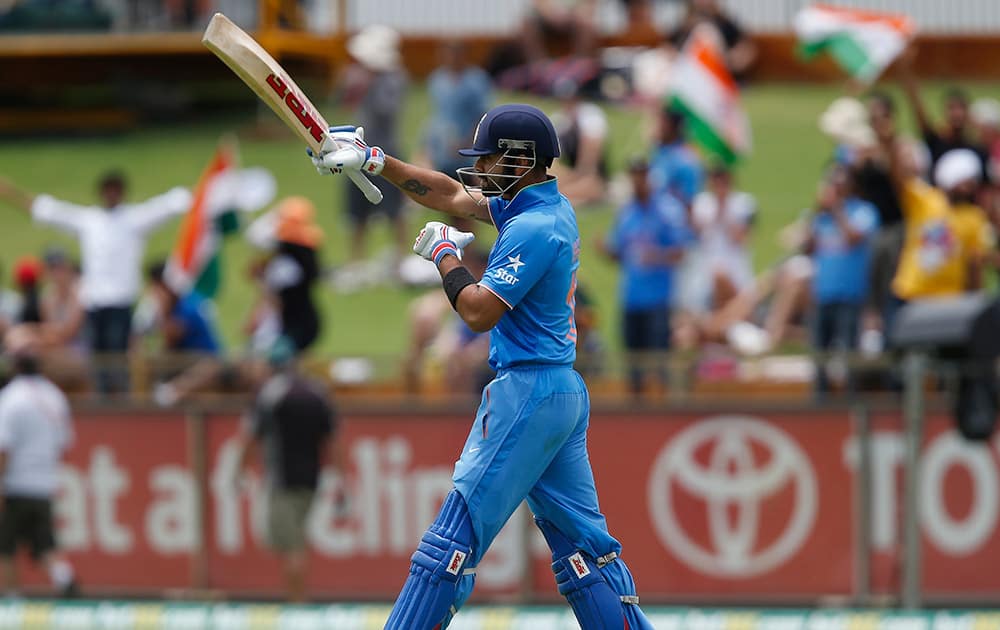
[309, 104, 654, 630]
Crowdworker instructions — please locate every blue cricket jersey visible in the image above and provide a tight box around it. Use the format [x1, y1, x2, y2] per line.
[811, 198, 879, 305]
[478, 178, 579, 370]
[606, 194, 687, 310]
[172, 292, 221, 354]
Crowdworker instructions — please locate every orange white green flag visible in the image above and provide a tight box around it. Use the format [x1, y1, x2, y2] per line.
[667, 24, 751, 165]
[166, 138, 275, 298]
[795, 4, 916, 84]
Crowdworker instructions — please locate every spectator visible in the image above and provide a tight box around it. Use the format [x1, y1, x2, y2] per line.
[668, 0, 756, 79]
[521, 0, 598, 64]
[34, 248, 88, 392]
[845, 92, 906, 339]
[884, 140, 993, 310]
[620, 0, 657, 37]
[898, 46, 988, 175]
[243, 257, 283, 359]
[689, 253, 815, 356]
[818, 96, 876, 166]
[11, 256, 42, 325]
[572, 282, 606, 378]
[233, 337, 343, 602]
[267, 197, 323, 354]
[0, 264, 22, 346]
[971, 97, 1000, 168]
[424, 41, 493, 179]
[803, 166, 879, 395]
[686, 164, 756, 312]
[403, 246, 490, 395]
[0, 172, 191, 393]
[146, 261, 221, 355]
[151, 257, 280, 408]
[38, 248, 86, 356]
[549, 81, 610, 207]
[339, 25, 409, 265]
[0, 327, 77, 598]
[649, 105, 704, 208]
[598, 158, 687, 395]
[970, 98, 1000, 253]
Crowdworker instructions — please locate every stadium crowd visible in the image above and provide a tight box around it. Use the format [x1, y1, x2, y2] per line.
[0, 2, 997, 405]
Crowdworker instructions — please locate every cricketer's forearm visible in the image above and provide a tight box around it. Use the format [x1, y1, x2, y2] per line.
[381, 156, 491, 224]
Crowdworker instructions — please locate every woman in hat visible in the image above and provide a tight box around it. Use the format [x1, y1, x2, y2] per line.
[267, 197, 324, 353]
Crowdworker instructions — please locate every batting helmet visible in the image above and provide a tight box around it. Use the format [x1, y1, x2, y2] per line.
[458, 104, 561, 161]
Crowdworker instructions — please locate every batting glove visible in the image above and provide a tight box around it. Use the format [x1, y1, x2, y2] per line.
[413, 221, 475, 265]
[308, 125, 385, 176]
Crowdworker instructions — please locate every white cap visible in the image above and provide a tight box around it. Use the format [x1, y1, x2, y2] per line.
[347, 24, 401, 72]
[819, 97, 875, 148]
[934, 148, 982, 191]
[971, 98, 1000, 129]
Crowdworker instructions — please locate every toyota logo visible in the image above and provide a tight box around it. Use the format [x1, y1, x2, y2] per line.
[647, 416, 818, 578]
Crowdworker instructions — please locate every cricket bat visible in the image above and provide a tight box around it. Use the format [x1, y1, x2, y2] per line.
[202, 13, 383, 204]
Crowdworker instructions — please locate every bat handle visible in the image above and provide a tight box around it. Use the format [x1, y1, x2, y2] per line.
[347, 170, 383, 204]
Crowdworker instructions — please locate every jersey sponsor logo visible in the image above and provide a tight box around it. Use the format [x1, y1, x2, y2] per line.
[446, 550, 467, 575]
[492, 267, 519, 285]
[491, 254, 525, 285]
[506, 254, 525, 272]
[568, 553, 590, 578]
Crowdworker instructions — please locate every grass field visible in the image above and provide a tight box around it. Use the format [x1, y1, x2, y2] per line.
[0, 82, 997, 360]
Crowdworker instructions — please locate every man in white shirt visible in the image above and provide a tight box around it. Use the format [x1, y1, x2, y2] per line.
[679, 164, 757, 313]
[0, 172, 191, 393]
[0, 327, 77, 597]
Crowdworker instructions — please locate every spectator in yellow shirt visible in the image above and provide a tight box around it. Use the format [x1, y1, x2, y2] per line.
[891, 148, 993, 303]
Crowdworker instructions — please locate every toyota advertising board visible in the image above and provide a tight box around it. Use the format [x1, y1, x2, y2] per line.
[17, 409, 1000, 602]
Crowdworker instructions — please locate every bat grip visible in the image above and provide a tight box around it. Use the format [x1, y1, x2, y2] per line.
[347, 170, 383, 204]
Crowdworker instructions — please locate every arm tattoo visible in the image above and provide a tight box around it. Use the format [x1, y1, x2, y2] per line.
[401, 179, 431, 196]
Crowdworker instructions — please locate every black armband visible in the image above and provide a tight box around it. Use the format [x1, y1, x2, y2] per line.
[443, 266, 476, 310]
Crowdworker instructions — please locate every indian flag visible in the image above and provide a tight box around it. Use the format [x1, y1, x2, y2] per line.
[667, 24, 751, 165]
[795, 4, 915, 84]
[166, 138, 276, 298]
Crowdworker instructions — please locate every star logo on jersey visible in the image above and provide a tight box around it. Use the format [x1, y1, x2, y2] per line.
[506, 255, 525, 273]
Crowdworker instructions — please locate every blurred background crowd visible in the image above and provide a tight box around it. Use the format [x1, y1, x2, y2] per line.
[0, 0, 998, 407]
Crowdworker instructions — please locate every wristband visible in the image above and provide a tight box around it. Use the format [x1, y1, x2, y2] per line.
[431, 239, 459, 265]
[443, 266, 476, 310]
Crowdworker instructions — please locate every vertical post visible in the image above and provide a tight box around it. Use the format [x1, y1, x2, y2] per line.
[851, 404, 872, 605]
[901, 352, 926, 609]
[187, 409, 210, 592]
[519, 503, 535, 603]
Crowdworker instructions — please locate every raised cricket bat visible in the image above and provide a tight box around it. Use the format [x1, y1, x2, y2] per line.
[202, 13, 383, 204]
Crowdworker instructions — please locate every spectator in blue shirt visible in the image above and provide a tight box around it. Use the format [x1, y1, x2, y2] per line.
[146, 261, 221, 355]
[424, 41, 493, 179]
[803, 166, 879, 395]
[599, 158, 688, 395]
[649, 106, 705, 208]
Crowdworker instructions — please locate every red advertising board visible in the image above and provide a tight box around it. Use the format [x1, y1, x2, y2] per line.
[200, 414, 473, 596]
[578, 413, 856, 599]
[867, 414, 1000, 598]
[20, 408, 1000, 601]
[26, 413, 194, 591]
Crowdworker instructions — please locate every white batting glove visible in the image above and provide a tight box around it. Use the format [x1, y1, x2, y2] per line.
[413, 221, 475, 265]
[308, 125, 385, 176]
